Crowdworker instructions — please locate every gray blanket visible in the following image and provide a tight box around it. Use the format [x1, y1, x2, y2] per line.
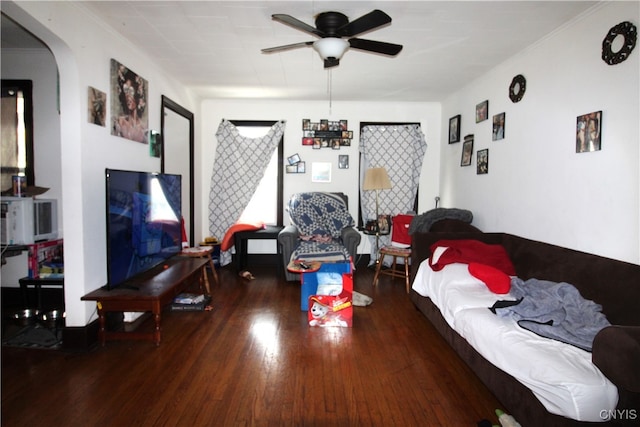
[408, 208, 473, 235]
[490, 278, 610, 352]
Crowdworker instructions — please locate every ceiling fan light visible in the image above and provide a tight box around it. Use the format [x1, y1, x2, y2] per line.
[313, 37, 349, 60]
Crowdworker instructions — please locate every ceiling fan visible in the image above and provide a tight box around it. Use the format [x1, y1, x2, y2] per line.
[262, 9, 403, 68]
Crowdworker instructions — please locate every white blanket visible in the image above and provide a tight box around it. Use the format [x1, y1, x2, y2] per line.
[412, 260, 618, 422]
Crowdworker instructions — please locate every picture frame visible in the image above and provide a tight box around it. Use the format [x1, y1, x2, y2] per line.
[311, 162, 332, 183]
[88, 86, 106, 126]
[461, 135, 474, 166]
[476, 100, 489, 123]
[576, 111, 602, 153]
[448, 114, 461, 143]
[477, 149, 489, 174]
[287, 153, 301, 165]
[338, 155, 349, 169]
[297, 161, 306, 173]
[286, 165, 298, 173]
[492, 112, 505, 141]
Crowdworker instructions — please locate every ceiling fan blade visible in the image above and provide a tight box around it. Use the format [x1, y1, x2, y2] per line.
[262, 41, 313, 54]
[338, 10, 391, 37]
[348, 38, 403, 56]
[272, 14, 324, 37]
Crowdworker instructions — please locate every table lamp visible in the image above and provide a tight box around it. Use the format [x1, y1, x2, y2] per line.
[363, 167, 392, 231]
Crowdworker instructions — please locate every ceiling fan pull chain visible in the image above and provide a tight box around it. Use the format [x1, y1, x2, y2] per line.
[328, 69, 333, 114]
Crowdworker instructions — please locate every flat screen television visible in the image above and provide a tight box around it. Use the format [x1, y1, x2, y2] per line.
[105, 169, 182, 290]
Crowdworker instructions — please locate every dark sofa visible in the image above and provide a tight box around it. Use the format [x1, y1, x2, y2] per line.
[409, 221, 640, 426]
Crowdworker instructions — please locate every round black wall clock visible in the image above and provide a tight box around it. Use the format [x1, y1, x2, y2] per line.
[602, 21, 637, 65]
[509, 74, 526, 103]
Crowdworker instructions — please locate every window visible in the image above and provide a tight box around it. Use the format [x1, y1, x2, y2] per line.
[1, 80, 34, 192]
[231, 120, 283, 226]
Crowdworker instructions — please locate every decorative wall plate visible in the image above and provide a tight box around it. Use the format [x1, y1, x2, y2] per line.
[509, 74, 526, 103]
[602, 21, 637, 65]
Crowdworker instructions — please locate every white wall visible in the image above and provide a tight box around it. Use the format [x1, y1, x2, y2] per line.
[198, 100, 441, 255]
[440, 2, 639, 264]
[3, 1, 197, 326]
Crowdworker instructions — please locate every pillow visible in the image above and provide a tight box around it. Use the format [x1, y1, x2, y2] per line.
[288, 193, 354, 239]
[468, 262, 511, 294]
[221, 221, 265, 251]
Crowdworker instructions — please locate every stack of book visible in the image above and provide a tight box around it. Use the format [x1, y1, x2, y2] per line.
[171, 293, 211, 311]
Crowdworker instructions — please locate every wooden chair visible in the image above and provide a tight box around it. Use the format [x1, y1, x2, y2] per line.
[372, 245, 411, 293]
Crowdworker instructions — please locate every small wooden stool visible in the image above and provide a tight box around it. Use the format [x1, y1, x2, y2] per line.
[180, 246, 219, 295]
[372, 245, 411, 293]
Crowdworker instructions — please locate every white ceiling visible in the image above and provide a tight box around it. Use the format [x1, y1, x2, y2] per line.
[3, 1, 598, 102]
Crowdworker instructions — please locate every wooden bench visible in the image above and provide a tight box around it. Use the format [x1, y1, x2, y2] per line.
[81, 256, 209, 346]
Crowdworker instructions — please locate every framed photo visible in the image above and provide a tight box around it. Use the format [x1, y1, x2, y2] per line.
[448, 114, 461, 143]
[331, 139, 341, 150]
[476, 100, 489, 123]
[492, 112, 505, 141]
[461, 135, 474, 166]
[286, 165, 298, 173]
[302, 137, 314, 146]
[296, 161, 306, 173]
[302, 119, 311, 130]
[88, 86, 106, 126]
[312, 139, 322, 149]
[576, 111, 602, 153]
[311, 162, 332, 183]
[338, 155, 349, 169]
[287, 153, 301, 165]
[477, 149, 489, 174]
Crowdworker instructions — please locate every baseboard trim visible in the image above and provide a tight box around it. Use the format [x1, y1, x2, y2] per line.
[61, 319, 99, 352]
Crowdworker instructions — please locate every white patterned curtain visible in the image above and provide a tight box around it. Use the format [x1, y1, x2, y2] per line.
[208, 119, 286, 266]
[359, 124, 427, 261]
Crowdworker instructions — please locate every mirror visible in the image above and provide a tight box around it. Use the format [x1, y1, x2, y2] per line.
[161, 96, 194, 246]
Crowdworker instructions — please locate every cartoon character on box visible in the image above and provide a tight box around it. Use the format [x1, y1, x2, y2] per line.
[308, 294, 351, 327]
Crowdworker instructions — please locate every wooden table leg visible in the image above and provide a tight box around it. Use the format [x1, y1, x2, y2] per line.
[154, 311, 162, 346]
[97, 306, 106, 347]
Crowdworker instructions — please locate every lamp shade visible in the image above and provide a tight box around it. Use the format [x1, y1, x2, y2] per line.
[363, 167, 392, 191]
[313, 37, 350, 60]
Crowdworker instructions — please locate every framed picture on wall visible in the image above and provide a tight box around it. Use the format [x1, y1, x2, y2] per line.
[461, 135, 474, 166]
[449, 115, 461, 143]
[477, 149, 488, 174]
[338, 155, 349, 169]
[311, 162, 332, 183]
[576, 111, 602, 153]
[476, 100, 489, 123]
[492, 112, 505, 141]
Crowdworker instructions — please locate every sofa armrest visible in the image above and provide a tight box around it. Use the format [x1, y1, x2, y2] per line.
[592, 325, 640, 392]
[278, 225, 299, 253]
[341, 227, 362, 258]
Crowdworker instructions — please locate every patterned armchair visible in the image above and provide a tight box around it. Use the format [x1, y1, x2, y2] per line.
[278, 192, 361, 281]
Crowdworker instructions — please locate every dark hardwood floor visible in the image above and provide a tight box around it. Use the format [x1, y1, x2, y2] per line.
[2, 262, 503, 426]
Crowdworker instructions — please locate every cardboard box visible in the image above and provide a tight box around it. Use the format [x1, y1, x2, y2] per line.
[28, 239, 63, 279]
[308, 271, 353, 328]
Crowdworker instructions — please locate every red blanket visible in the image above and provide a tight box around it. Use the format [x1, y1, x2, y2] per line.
[429, 239, 516, 276]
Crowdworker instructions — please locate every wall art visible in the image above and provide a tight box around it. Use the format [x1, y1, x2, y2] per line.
[311, 162, 332, 183]
[477, 149, 488, 174]
[602, 21, 637, 65]
[88, 86, 106, 126]
[509, 74, 526, 103]
[475, 100, 489, 123]
[492, 113, 505, 141]
[461, 134, 474, 167]
[576, 111, 602, 153]
[302, 118, 352, 148]
[449, 114, 461, 143]
[110, 59, 149, 143]
[338, 155, 349, 169]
